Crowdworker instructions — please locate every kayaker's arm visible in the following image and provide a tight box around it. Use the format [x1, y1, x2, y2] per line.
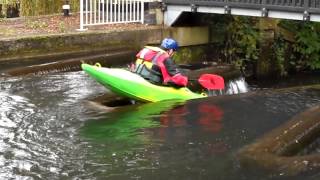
[163, 58, 184, 76]
[163, 58, 188, 87]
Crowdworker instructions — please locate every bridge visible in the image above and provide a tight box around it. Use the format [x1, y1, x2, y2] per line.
[162, 0, 320, 26]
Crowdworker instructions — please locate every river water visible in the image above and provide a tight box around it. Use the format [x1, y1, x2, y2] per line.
[0, 71, 320, 179]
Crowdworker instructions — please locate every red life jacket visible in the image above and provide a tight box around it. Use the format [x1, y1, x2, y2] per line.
[136, 46, 188, 86]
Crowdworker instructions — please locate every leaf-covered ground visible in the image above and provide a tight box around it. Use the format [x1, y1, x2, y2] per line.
[0, 13, 160, 39]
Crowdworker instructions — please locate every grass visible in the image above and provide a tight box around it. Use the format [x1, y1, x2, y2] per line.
[0, 27, 16, 35]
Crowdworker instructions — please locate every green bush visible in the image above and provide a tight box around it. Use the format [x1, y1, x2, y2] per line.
[224, 17, 320, 75]
[224, 16, 260, 66]
[294, 22, 320, 70]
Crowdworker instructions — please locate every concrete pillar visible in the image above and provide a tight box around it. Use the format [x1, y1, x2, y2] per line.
[162, 26, 209, 46]
[144, 1, 163, 25]
[256, 18, 279, 78]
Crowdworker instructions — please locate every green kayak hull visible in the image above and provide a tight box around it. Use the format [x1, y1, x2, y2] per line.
[81, 63, 206, 102]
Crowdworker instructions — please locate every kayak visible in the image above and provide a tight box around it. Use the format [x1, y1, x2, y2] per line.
[81, 63, 207, 102]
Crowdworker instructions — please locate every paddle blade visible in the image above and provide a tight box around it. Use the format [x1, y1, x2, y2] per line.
[198, 74, 225, 90]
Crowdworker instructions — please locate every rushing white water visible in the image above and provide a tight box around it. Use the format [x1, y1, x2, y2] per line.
[225, 77, 249, 95]
[207, 77, 249, 96]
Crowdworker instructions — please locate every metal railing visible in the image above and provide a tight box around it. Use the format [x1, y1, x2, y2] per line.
[163, 0, 320, 13]
[79, 0, 144, 31]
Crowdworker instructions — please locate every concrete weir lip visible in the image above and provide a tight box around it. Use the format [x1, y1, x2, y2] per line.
[237, 103, 320, 176]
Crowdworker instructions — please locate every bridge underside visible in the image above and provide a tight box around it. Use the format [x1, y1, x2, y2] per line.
[164, 5, 320, 26]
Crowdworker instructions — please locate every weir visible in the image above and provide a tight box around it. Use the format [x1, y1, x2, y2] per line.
[238, 100, 320, 176]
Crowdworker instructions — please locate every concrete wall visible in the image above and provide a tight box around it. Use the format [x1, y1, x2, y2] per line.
[0, 26, 211, 72]
[163, 26, 209, 46]
[0, 28, 162, 71]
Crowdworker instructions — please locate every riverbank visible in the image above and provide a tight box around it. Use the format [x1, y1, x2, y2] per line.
[0, 14, 163, 73]
[0, 13, 218, 76]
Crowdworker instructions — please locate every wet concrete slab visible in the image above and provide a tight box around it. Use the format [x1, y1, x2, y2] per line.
[237, 95, 320, 176]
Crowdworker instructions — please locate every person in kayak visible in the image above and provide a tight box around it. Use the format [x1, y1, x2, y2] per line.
[132, 38, 188, 87]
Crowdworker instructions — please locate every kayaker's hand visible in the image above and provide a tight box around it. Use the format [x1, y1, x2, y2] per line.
[171, 73, 188, 87]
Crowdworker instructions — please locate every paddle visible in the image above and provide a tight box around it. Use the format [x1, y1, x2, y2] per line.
[191, 74, 225, 90]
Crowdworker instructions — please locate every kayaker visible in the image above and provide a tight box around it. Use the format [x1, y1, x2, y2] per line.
[132, 38, 188, 87]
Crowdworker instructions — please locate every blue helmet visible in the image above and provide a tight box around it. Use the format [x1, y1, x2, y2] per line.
[161, 38, 179, 51]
